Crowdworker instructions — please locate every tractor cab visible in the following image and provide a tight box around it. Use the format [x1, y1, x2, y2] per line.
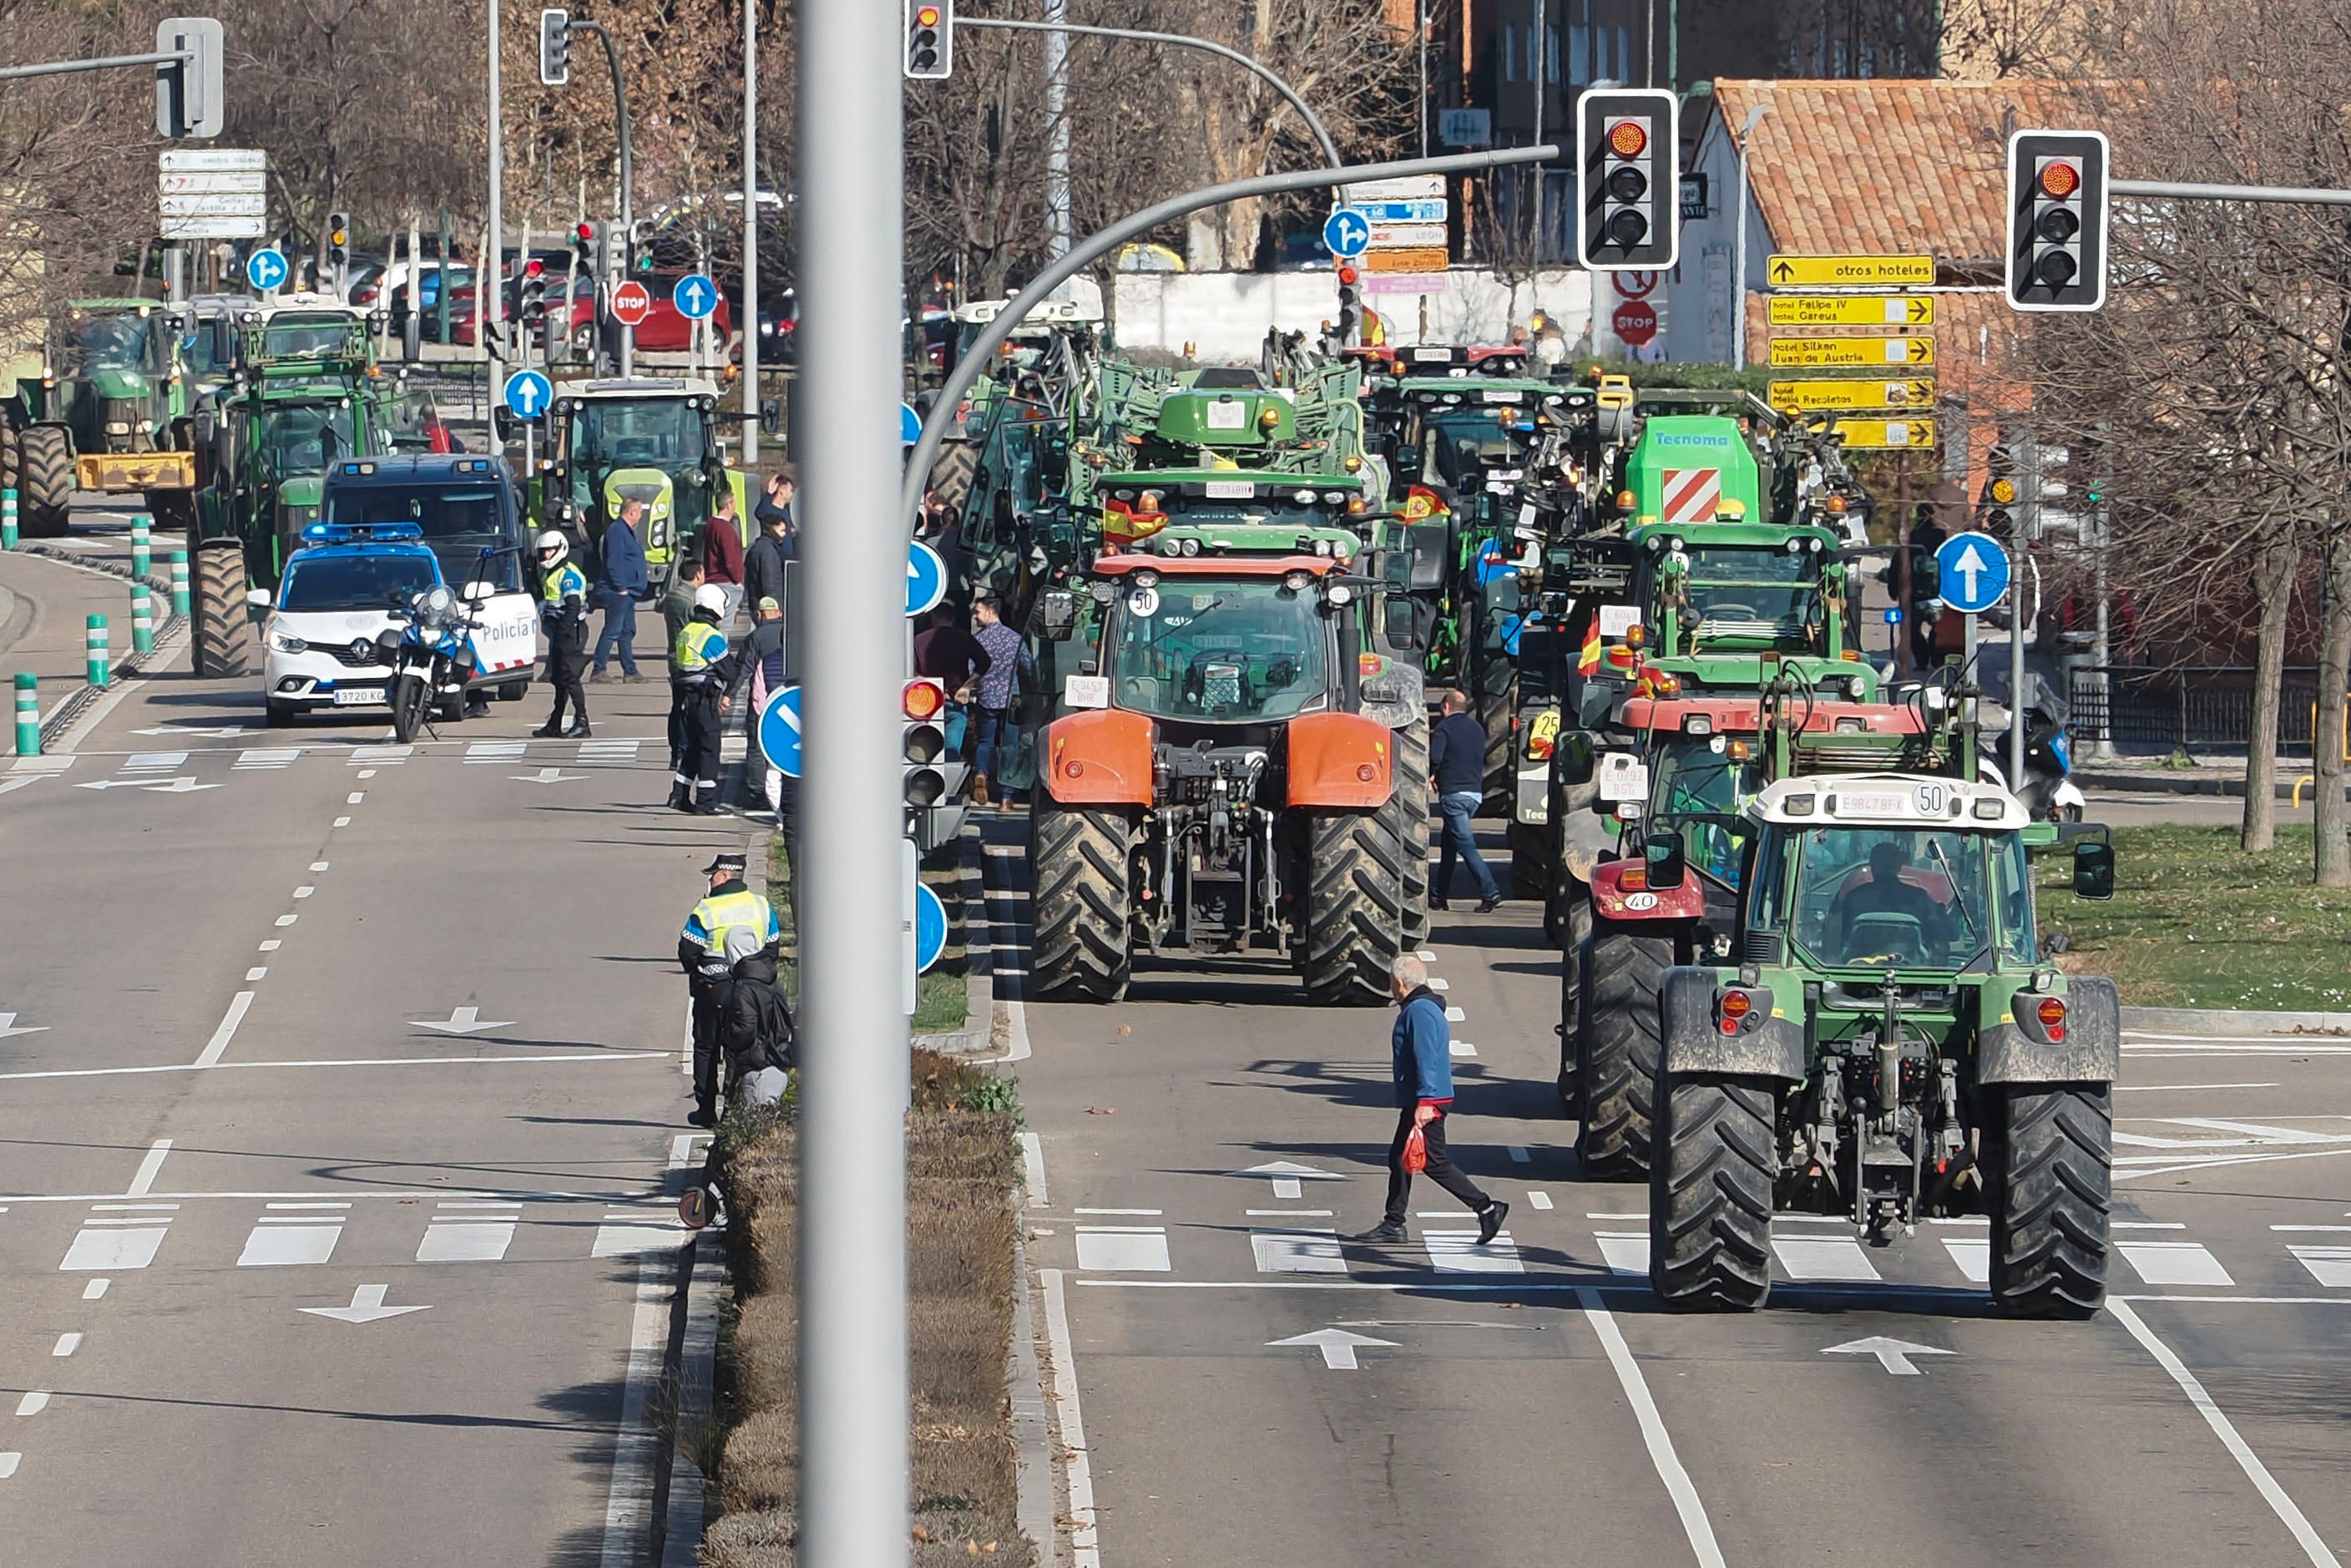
[540, 377, 728, 591]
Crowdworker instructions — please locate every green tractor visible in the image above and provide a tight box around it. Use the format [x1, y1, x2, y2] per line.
[536, 376, 735, 594]
[1644, 767, 2119, 1318]
[1, 300, 200, 535]
[186, 307, 397, 675]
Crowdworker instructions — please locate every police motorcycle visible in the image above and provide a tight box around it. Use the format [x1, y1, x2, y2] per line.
[1983, 706, 2086, 822]
[376, 544, 527, 743]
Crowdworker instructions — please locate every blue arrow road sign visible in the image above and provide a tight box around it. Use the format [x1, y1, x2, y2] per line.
[1322, 208, 1371, 259]
[1934, 531, 2011, 615]
[756, 685, 802, 779]
[913, 880, 948, 974]
[1356, 198, 1447, 224]
[245, 247, 288, 291]
[906, 541, 947, 618]
[671, 272, 718, 320]
[503, 369, 554, 421]
[901, 402, 922, 445]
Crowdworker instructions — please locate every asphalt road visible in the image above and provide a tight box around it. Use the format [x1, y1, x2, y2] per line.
[0, 585, 736, 1565]
[997, 817, 2351, 1568]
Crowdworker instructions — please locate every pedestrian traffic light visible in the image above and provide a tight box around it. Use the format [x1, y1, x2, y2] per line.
[539, 8, 571, 86]
[902, 678, 953, 812]
[1577, 88, 1678, 271]
[2005, 129, 2108, 312]
[1335, 263, 1362, 343]
[327, 213, 352, 272]
[904, 0, 953, 80]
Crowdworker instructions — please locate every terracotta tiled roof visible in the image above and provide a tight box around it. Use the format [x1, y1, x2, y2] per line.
[1712, 78, 2122, 264]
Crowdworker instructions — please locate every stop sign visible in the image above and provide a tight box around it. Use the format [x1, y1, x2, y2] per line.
[610, 280, 653, 327]
[1613, 301, 1658, 347]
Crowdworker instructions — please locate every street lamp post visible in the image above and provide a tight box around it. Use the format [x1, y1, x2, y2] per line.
[1732, 101, 1769, 371]
[488, 0, 504, 367]
[742, 0, 760, 460]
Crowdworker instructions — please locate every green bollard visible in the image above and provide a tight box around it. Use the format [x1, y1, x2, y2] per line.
[86, 615, 109, 688]
[131, 583, 154, 655]
[2, 487, 16, 549]
[131, 519, 151, 583]
[169, 549, 190, 618]
[13, 672, 37, 756]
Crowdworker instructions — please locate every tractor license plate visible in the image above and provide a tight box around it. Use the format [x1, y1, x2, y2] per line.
[331, 685, 384, 706]
[1203, 480, 1255, 499]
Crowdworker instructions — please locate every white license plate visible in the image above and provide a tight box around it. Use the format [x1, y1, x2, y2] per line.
[1203, 480, 1255, 499]
[331, 685, 384, 706]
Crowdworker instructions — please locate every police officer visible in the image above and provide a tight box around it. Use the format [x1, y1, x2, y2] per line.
[679, 851, 781, 1127]
[533, 529, 593, 739]
[670, 582, 741, 813]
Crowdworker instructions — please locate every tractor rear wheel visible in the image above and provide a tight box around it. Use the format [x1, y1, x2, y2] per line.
[1029, 800, 1135, 1002]
[1554, 891, 1593, 1117]
[1650, 1072, 1776, 1312]
[17, 425, 73, 535]
[927, 438, 978, 514]
[1302, 805, 1407, 1006]
[192, 539, 257, 677]
[1988, 1083, 2111, 1318]
[0, 421, 19, 494]
[1384, 710, 1431, 946]
[1576, 928, 1671, 1180]
[1472, 622, 1515, 813]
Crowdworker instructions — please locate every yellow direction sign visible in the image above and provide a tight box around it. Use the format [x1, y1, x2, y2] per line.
[1767, 294, 1934, 327]
[1768, 336, 1935, 369]
[1364, 246, 1450, 275]
[1768, 378, 1936, 412]
[1833, 417, 1939, 450]
[1767, 254, 1934, 288]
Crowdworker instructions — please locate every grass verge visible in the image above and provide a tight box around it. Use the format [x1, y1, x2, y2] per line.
[697, 1050, 1032, 1566]
[2039, 824, 2351, 1011]
[768, 831, 972, 1035]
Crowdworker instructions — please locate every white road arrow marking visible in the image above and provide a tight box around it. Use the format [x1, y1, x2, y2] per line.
[0, 1013, 48, 1040]
[1240, 1161, 1346, 1200]
[1823, 1336, 1952, 1376]
[76, 776, 218, 792]
[511, 768, 585, 784]
[1268, 1328, 1397, 1370]
[299, 1283, 430, 1324]
[411, 1006, 514, 1035]
[141, 778, 223, 794]
[1951, 544, 1987, 603]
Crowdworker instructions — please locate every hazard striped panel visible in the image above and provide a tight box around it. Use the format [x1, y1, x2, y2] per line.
[1661, 468, 1722, 524]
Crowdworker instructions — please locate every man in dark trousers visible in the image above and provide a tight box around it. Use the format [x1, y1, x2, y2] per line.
[670, 583, 741, 813]
[1429, 687, 1501, 912]
[532, 529, 591, 738]
[678, 852, 781, 1128]
[1354, 953, 1508, 1247]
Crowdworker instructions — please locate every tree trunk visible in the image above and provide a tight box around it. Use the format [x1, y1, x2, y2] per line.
[2317, 517, 2351, 888]
[2242, 528, 2301, 852]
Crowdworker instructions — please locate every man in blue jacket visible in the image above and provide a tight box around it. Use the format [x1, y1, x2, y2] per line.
[1429, 687, 1502, 912]
[1354, 953, 1508, 1246]
[592, 496, 650, 680]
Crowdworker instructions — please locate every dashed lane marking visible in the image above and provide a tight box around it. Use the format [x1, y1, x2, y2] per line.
[1423, 1230, 1524, 1274]
[417, 1204, 521, 1262]
[1527, 1191, 1554, 1211]
[1596, 1232, 1650, 1275]
[591, 1201, 688, 1259]
[1074, 1226, 1171, 1272]
[237, 1214, 346, 1267]
[1251, 1228, 1348, 1274]
[1772, 1235, 1883, 1282]
[2119, 1240, 2235, 1287]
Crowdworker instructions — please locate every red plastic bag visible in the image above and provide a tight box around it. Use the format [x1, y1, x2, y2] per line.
[1402, 1125, 1428, 1175]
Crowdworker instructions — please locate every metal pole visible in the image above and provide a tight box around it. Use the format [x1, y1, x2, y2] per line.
[797, 0, 908, 1558]
[2091, 425, 2115, 761]
[572, 20, 636, 376]
[1043, 0, 1071, 257]
[488, 0, 505, 368]
[743, 0, 761, 463]
[0, 48, 189, 82]
[1418, 0, 1428, 159]
[1732, 104, 1768, 371]
[2111, 178, 2351, 206]
[2010, 438, 2032, 787]
[901, 143, 1559, 532]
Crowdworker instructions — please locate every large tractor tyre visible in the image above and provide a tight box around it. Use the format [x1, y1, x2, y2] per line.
[1029, 802, 1135, 1003]
[1509, 822, 1549, 901]
[1987, 1083, 2112, 1318]
[1302, 806, 1408, 1006]
[191, 540, 258, 677]
[1649, 1072, 1777, 1313]
[927, 439, 978, 514]
[1471, 630, 1516, 814]
[0, 422, 19, 493]
[1384, 711, 1432, 946]
[17, 425, 73, 535]
[1575, 928, 1672, 1180]
[1554, 891, 1594, 1117]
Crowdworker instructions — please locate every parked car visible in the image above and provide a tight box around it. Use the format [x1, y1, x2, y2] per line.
[563, 271, 733, 353]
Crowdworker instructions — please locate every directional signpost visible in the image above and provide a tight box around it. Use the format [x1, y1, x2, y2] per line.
[757, 685, 803, 779]
[1352, 174, 1449, 296]
[1831, 417, 1938, 450]
[905, 540, 947, 618]
[1767, 254, 1934, 288]
[502, 369, 554, 421]
[1321, 207, 1369, 259]
[670, 272, 719, 319]
[1769, 336, 1935, 369]
[1768, 378, 1935, 412]
[1767, 295, 1934, 327]
[245, 246, 288, 292]
[160, 148, 265, 240]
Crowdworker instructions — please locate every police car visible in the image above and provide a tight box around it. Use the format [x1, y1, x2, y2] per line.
[251, 517, 538, 726]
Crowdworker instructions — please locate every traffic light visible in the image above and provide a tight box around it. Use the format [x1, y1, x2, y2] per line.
[574, 220, 606, 277]
[904, 0, 953, 79]
[518, 258, 549, 334]
[327, 212, 351, 272]
[539, 8, 571, 86]
[154, 16, 225, 139]
[2005, 129, 2108, 312]
[1577, 88, 1678, 270]
[902, 678, 955, 813]
[1335, 262, 1362, 343]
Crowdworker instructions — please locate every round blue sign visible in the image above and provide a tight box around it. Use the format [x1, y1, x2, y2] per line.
[1322, 208, 1371, 259]
[906, 541, 947, 618]
[901, 402, 923, 445]
[913, 881, 948, 974]
[1934, 530, 2012, 615]
[756, 685, 802, 780]
[245, 247, 289, 291]
[503, 369, 554, 421]
[671, 272, 719, 321]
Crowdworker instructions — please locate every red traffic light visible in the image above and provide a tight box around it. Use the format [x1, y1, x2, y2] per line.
[576, 221, 595, 242]
[914, 4, 939, 24]
[1336, 263, 1359, 287]
[2038, 159, 2081, 200]
[1607, 119, 1648, 159]
[523, 258, 545, 278]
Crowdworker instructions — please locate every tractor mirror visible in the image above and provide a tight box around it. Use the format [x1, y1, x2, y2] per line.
[1039, 589, 1077, 641]
[244, 589, 271, 609]
[1645, 834, 1688, 891]
[1382, 594, 1421, 650]
[210, 316, 235, 367]
[1553, 729, 1595, 789]
[1378, 549, 1411, 589]
[2071, 841, 2115, 901]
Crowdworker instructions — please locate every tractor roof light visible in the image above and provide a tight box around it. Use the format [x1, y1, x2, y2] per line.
[1282, 568, 1315, 593]
[1624, 623, 1646, 648]
[1726, 740, 1751, 761]
[1684, 715, 1712, 735]
[1088, 579, 1118, 604]
[1181, 537, 1201, 557]
[1129, 567, 1160, 589]
[1326, 583, 1355, 607]
[1973, 797, 2005, 819]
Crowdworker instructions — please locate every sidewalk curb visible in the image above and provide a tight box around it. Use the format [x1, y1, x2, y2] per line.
[2079, 766, 2350, 802]
[1008, 1221, 1060, 1566]
[2121, 1005, 2351, 1036]
[13, 542, 189, 751]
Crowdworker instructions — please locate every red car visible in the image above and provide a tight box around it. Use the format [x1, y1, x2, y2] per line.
[563, 273, 733, 355]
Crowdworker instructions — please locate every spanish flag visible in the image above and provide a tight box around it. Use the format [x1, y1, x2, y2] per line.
[1577, 610, 1603, 675]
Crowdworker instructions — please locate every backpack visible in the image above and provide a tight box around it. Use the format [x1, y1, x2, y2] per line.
[741, 979, 797, 1071]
